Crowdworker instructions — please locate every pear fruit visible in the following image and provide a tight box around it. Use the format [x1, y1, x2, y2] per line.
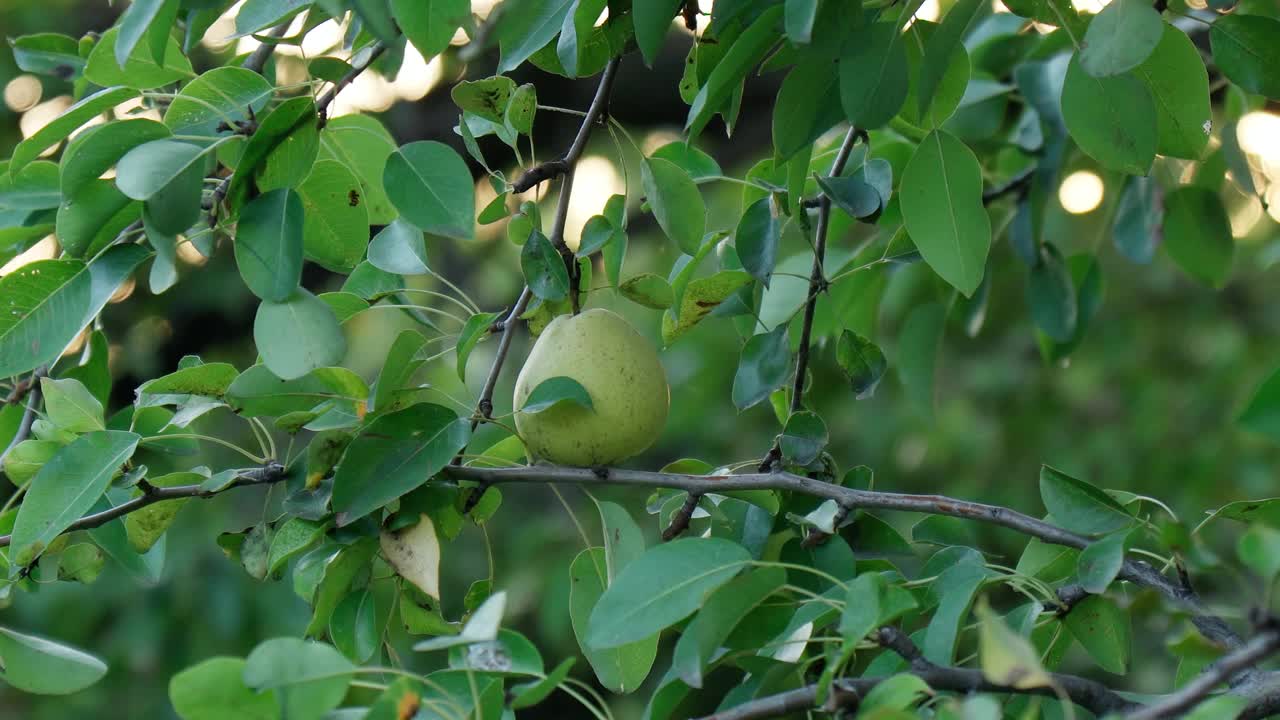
[514, 308, 669, 466]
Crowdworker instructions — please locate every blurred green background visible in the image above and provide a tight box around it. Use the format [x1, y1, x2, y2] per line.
[3, 1, 1280, 718]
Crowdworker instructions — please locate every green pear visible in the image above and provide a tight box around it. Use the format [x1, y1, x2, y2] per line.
[514, 308, 669, 466]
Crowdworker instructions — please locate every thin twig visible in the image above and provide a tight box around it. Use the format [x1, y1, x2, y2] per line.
[0, 463, 287, 548]
[1128, 628, 1280, 720]
[442, 463, 1244, 649]
[317, 42, 390, 128]
[509, 59, 620, 195]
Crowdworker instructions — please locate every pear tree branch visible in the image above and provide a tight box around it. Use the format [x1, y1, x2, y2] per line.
[317, 41, 391, 128]
[441, 463, 1244, 650]
[0, 463, 287, 548]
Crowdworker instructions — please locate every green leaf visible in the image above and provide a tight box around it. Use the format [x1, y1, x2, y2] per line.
[597, 500, 644, 582]
[862, 674, 932, 713]
[57, 180, 134, 258]
[9, 33, 84, 78]
[774, 58, 845, 161]
[317, 115, 398, 224]
[297, 159, 369, 272]
[1039, 465, 1133, 535]
[1064, 595, 1130, 674]
[1027, 243, 1077, 343]
[785, 0, 818, 43]
[234, 0, 312, 35]
[123, 471, 201, 553]
[836, 330, 887, 399]
[1131, 24, 1211, 160]
[1062, 57, 1156, 175]
[60, 119, 171, 203]
[0, 626, 107, 695]
[231, 95, 320, 201]
[587, 538, 751, 649]
[732, 324, 791, 411]
[169, 657, 280, 720]
[253, 289, 347, 381]
[900, 130, 990, 296]
[736, 197, 780, 288]
[686, 6, 785, 138]
[917, 0, 984, 118]
[9, 431, 140, 566]
[1238, 523, 1280, 582]
[414, 590, 506, 651]
[368, 219, 431, 275]
[40, 377, 104, 432]
[976, 597, 1053, 689]
[164, 66, 274, 138]
[839, 572, 919, 643]
[498, 0, 576, 73]
[1241, 367, 1280, 442]
[642, 158, 705, 255]
[456, 312, 499, 383]
[84, 28, 192, 89]
[242, 638, 353, 719]
[780, 411, 827, 465]
[671, 567, 785, 688]
[394, 0, 468, 59]
[1079, 0, 1163, 76]
[331, 403, 470, 525]
[114, 0, 178, 68]
[522, 230, 571, 302]
[511, 657, 576, 710]
[135, 362, 238, 406]
[114, 139, 207, 201]
[818, 167, 891, 220]
[225, 364, 367, 418]
[9, 86, 139, 175]
[303, 539, 379, 636]
[0, 246, 144, 378]
[330, 589, 379, 663]
[507, 83, 538, 136]
[663, 269, 754, 345]
[1162, 186, 1233, 288]
[451, 76, 518, 123]
[519, 376, 593, 414]
[1210, 14, 1280, 100]
[838, 22, 908, 130]
[1077, 530, 1130, 593]
[0, 161, 61, 210]
[371, 329, 427, 414]
[923, 561, 991, 664]
[634, 0, 682, 66]
[619, 273, 674, 310]
[384, 141, 474, 240]
[235, 189, 304, 302]
[1112, 176, 1160, 264]
[902, 21, 971, 129]
[575, 214, 617, 257]
[650, 141, 722, 181]
[569, 548, 658, 693]
[556, 0, 608, 77]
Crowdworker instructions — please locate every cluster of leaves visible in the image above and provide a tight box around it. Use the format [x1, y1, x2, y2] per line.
[1, 0, 1280, 718]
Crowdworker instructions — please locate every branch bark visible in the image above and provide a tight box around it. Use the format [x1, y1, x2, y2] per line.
[242, 23, 291, 74]
[0, 463, 287, 548]
[442, 463, 1243, 649]
[317, 42, 391, 128]
[1128, 629, 1280, 720]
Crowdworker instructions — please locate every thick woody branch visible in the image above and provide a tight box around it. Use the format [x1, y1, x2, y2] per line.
[0, 463, 287, 548]
[442, 463, 1244, 649]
